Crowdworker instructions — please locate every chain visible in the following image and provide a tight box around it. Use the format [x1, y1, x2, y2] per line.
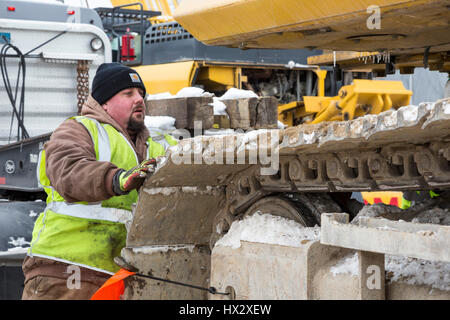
[76, 60, 90, 115]
[133, 272, 230, 296]
[114, 257, 230, 296]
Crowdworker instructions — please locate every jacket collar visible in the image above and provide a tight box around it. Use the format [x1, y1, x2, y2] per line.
[80, 95, 150, 147]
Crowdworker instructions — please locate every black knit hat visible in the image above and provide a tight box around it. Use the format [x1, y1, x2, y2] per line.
[91, 62, 146, 105]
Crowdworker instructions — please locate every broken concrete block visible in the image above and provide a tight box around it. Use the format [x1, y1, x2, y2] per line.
[220, 96, 278, 129]
[146, 96, 214, 129]
[213, 115, 231, 129]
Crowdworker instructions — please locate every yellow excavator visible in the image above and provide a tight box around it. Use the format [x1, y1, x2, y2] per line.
[109, 0, 450, 300]
[106, 1, 417, 209]
[106, 0, 413, 127]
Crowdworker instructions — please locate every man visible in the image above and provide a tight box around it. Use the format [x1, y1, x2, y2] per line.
[22, 63, 177, 299]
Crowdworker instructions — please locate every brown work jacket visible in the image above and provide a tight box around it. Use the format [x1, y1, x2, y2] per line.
[45, 95, 150, 202]
[22, 96, 150, 292]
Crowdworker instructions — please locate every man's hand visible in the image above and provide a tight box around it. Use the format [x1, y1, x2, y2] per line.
[112, 159, 157, 195]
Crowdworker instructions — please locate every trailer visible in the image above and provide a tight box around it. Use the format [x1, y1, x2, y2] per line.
[0, 0, 111, 299]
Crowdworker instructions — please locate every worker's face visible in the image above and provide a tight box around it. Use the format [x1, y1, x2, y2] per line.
[102, 87, 145, 133]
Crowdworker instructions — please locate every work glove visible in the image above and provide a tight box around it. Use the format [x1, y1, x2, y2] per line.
[112, 159, 157, 195]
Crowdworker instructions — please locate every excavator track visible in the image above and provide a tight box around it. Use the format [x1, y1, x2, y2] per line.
[140, 98, 449, 224]
[122, 98, 450, 299]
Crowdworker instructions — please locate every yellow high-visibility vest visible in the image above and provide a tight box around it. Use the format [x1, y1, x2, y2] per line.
[29, 116, 177, 274]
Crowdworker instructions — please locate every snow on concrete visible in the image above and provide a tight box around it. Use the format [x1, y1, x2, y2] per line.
[328, 252, 450, 291]
[277, 121, 286, 129]
[176, 87, 213, 98]
[444, 100, 450, 114]
[218, 88, 258, 100]
[302, 132, 316, 144]
[146, 92, 174, 100]
[143, 186, 221, 196]
[7, 236, 30, 252]
[146, 87, 215, 100]
[385, 255, 450, 291]
[147, 87, 261, 101]
[203, 129, 235, 136]
[211, 97, 229, 116]
[145, 116, 176, 130]
[215, 209, 449, 291]
[400, 105, 419, 122]
[383, 110, 398, 127]
[131, 244, 195, 255]
[214, 212, 320, 249]
[330, 253, 359, 277]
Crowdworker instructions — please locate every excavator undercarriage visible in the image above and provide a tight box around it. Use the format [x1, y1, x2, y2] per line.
[120, 97, 450, 299]
[108, 0, 450, 300]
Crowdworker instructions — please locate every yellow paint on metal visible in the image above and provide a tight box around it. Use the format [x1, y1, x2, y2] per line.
[133, 61, 198, 95]
[110, 0, 149, 10]
[314, 69, 327, 97]
[158, 0, 174, 17]
[303, 96, 334, 113]
[306, 80, 412, 124]
[110, 0, 176, 23]
[277, 68, 327, 126]
[307, 51, 381, 66]
[197, 66, 235, 86]
[278, 101, 316, 127]
[361, 191, 404, 208]
[174, 0, 432, 46]
[277, 102, 299, 127]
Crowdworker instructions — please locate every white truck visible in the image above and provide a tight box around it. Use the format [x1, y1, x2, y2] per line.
[0, 0, 111, 299]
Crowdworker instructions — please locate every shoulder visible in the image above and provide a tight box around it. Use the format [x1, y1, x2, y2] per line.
[47, 117, 95, 148]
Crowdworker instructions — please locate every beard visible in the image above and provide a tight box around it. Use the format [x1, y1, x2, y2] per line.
[127, 115, 146, 133]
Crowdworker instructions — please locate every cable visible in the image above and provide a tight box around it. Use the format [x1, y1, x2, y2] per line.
[23, 30, 67, 56]
[114, 256, 229, 296]
[1, 38, 29, 142]
[1, 30, 68, 143]
[133, 272, 230, 296]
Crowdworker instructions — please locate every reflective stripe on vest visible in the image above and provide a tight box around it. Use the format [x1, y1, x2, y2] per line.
[47, 202, 133, 224]
[29, 116, 178, 274]
[73, 117, 112, 162]
[28, 116, 145, 273]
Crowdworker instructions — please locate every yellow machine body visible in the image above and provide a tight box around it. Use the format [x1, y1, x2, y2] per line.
[135, 61, 412, 127]
[278, 79, 412, 126]
[133, 61, 250, 95]
[117, 0, 413, 128]
[173, 0, 450, 68]
[133, 61, 198, 95]
[133, 60, 320, 97]
[110, 0, 177, 23]
[361, 191, 407, 208]
[306, 79, 412, 124]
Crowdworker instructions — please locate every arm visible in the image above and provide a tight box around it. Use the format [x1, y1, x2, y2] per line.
[45, 119, 120, 203]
